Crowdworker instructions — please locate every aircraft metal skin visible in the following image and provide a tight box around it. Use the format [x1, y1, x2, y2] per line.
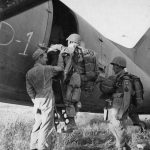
[0, 0, 150, 113]
[0, 0, 49, 21]
[0, 2, 50, 103]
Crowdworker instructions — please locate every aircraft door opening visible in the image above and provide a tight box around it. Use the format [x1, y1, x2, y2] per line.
[49, 0, 78, 46]
[47, 0, 78, 107]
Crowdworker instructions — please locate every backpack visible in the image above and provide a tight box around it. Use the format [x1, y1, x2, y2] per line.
[71, 46, 98, 92]
[116, 73, 144, 107]
[129, 74, 144, 107]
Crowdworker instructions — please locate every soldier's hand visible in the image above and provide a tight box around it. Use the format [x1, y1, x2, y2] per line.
[31, 98, 35, 103]
[95, 74, 106, 83]
[38, 43, 48, 50]
[47, 44, 64, 53]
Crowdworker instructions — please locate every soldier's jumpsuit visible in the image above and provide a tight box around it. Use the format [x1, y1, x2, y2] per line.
[62, 46, 96, 118]
[61, 46, 81, 125]
[26, 57, 63, 150]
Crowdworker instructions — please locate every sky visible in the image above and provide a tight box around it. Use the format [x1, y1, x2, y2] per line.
[61, 0, 150, 48]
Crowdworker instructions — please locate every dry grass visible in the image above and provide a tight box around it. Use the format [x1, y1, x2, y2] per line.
[0, 103, 34, 150]
[0, 119, 33, 150]
[0, 104, 150, 150]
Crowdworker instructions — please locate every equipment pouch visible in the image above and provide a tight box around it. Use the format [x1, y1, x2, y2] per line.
[66, 105, 76, 117]
[66, 86, 73, 102]
[112, 93, 124, 120]
[72, 88, 81, 102]
[112, 93, 123, 108]
[69, 72, 81, 87]
[86, 72, 97, 81]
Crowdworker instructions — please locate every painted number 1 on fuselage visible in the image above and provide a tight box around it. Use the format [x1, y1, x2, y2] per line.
[19, 32, 33, 56]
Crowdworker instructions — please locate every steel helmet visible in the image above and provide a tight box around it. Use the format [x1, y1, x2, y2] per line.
[32, 48, 45, 60]
[66, 33, 81, 44]
[111, 56, 126, 68]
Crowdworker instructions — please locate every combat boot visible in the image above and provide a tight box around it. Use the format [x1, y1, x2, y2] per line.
[62, 117, 77, 133]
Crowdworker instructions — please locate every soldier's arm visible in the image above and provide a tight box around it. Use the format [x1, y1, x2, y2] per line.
[47, 44, 65, 52]
[57, 52, 64, 70]
[95, 75, 106, 83]
[64, 55, 73, 80]
[26, 74, 36, 100]
[45, 55, 64, 78]
[61, 47, 75, 54]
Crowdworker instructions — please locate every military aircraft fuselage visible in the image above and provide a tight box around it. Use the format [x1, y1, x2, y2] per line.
[0, 0, 150, 113]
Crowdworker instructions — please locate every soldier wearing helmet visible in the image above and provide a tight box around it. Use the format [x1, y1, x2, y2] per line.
[99, 56, 130, 150]
[51, 33, 97, 133]
[47, 33, 99, 133]
[26, 48, 63, 150]
[47, 33, 82, 133]
[61, 33, 82, 133]
[111, 56, 146, 131]
[110, 56, 127, 68]
[66, 33, 81, 45]
[98, 56, 145, 150]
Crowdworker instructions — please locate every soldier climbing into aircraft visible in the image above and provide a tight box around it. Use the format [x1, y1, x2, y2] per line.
[47, 33, 99, 133]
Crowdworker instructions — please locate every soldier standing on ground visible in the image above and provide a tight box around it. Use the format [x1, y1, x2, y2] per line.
[98, 56, 146, 149]
[26, 48, 63, 150]
[98, 56, 133, 150]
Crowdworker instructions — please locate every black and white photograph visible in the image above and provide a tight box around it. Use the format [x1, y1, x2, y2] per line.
[0, 0, 150, 149]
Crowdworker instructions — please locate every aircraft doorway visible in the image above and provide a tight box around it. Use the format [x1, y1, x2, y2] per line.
[49, 0, 78, 46]
[47, 0, 78, 107]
